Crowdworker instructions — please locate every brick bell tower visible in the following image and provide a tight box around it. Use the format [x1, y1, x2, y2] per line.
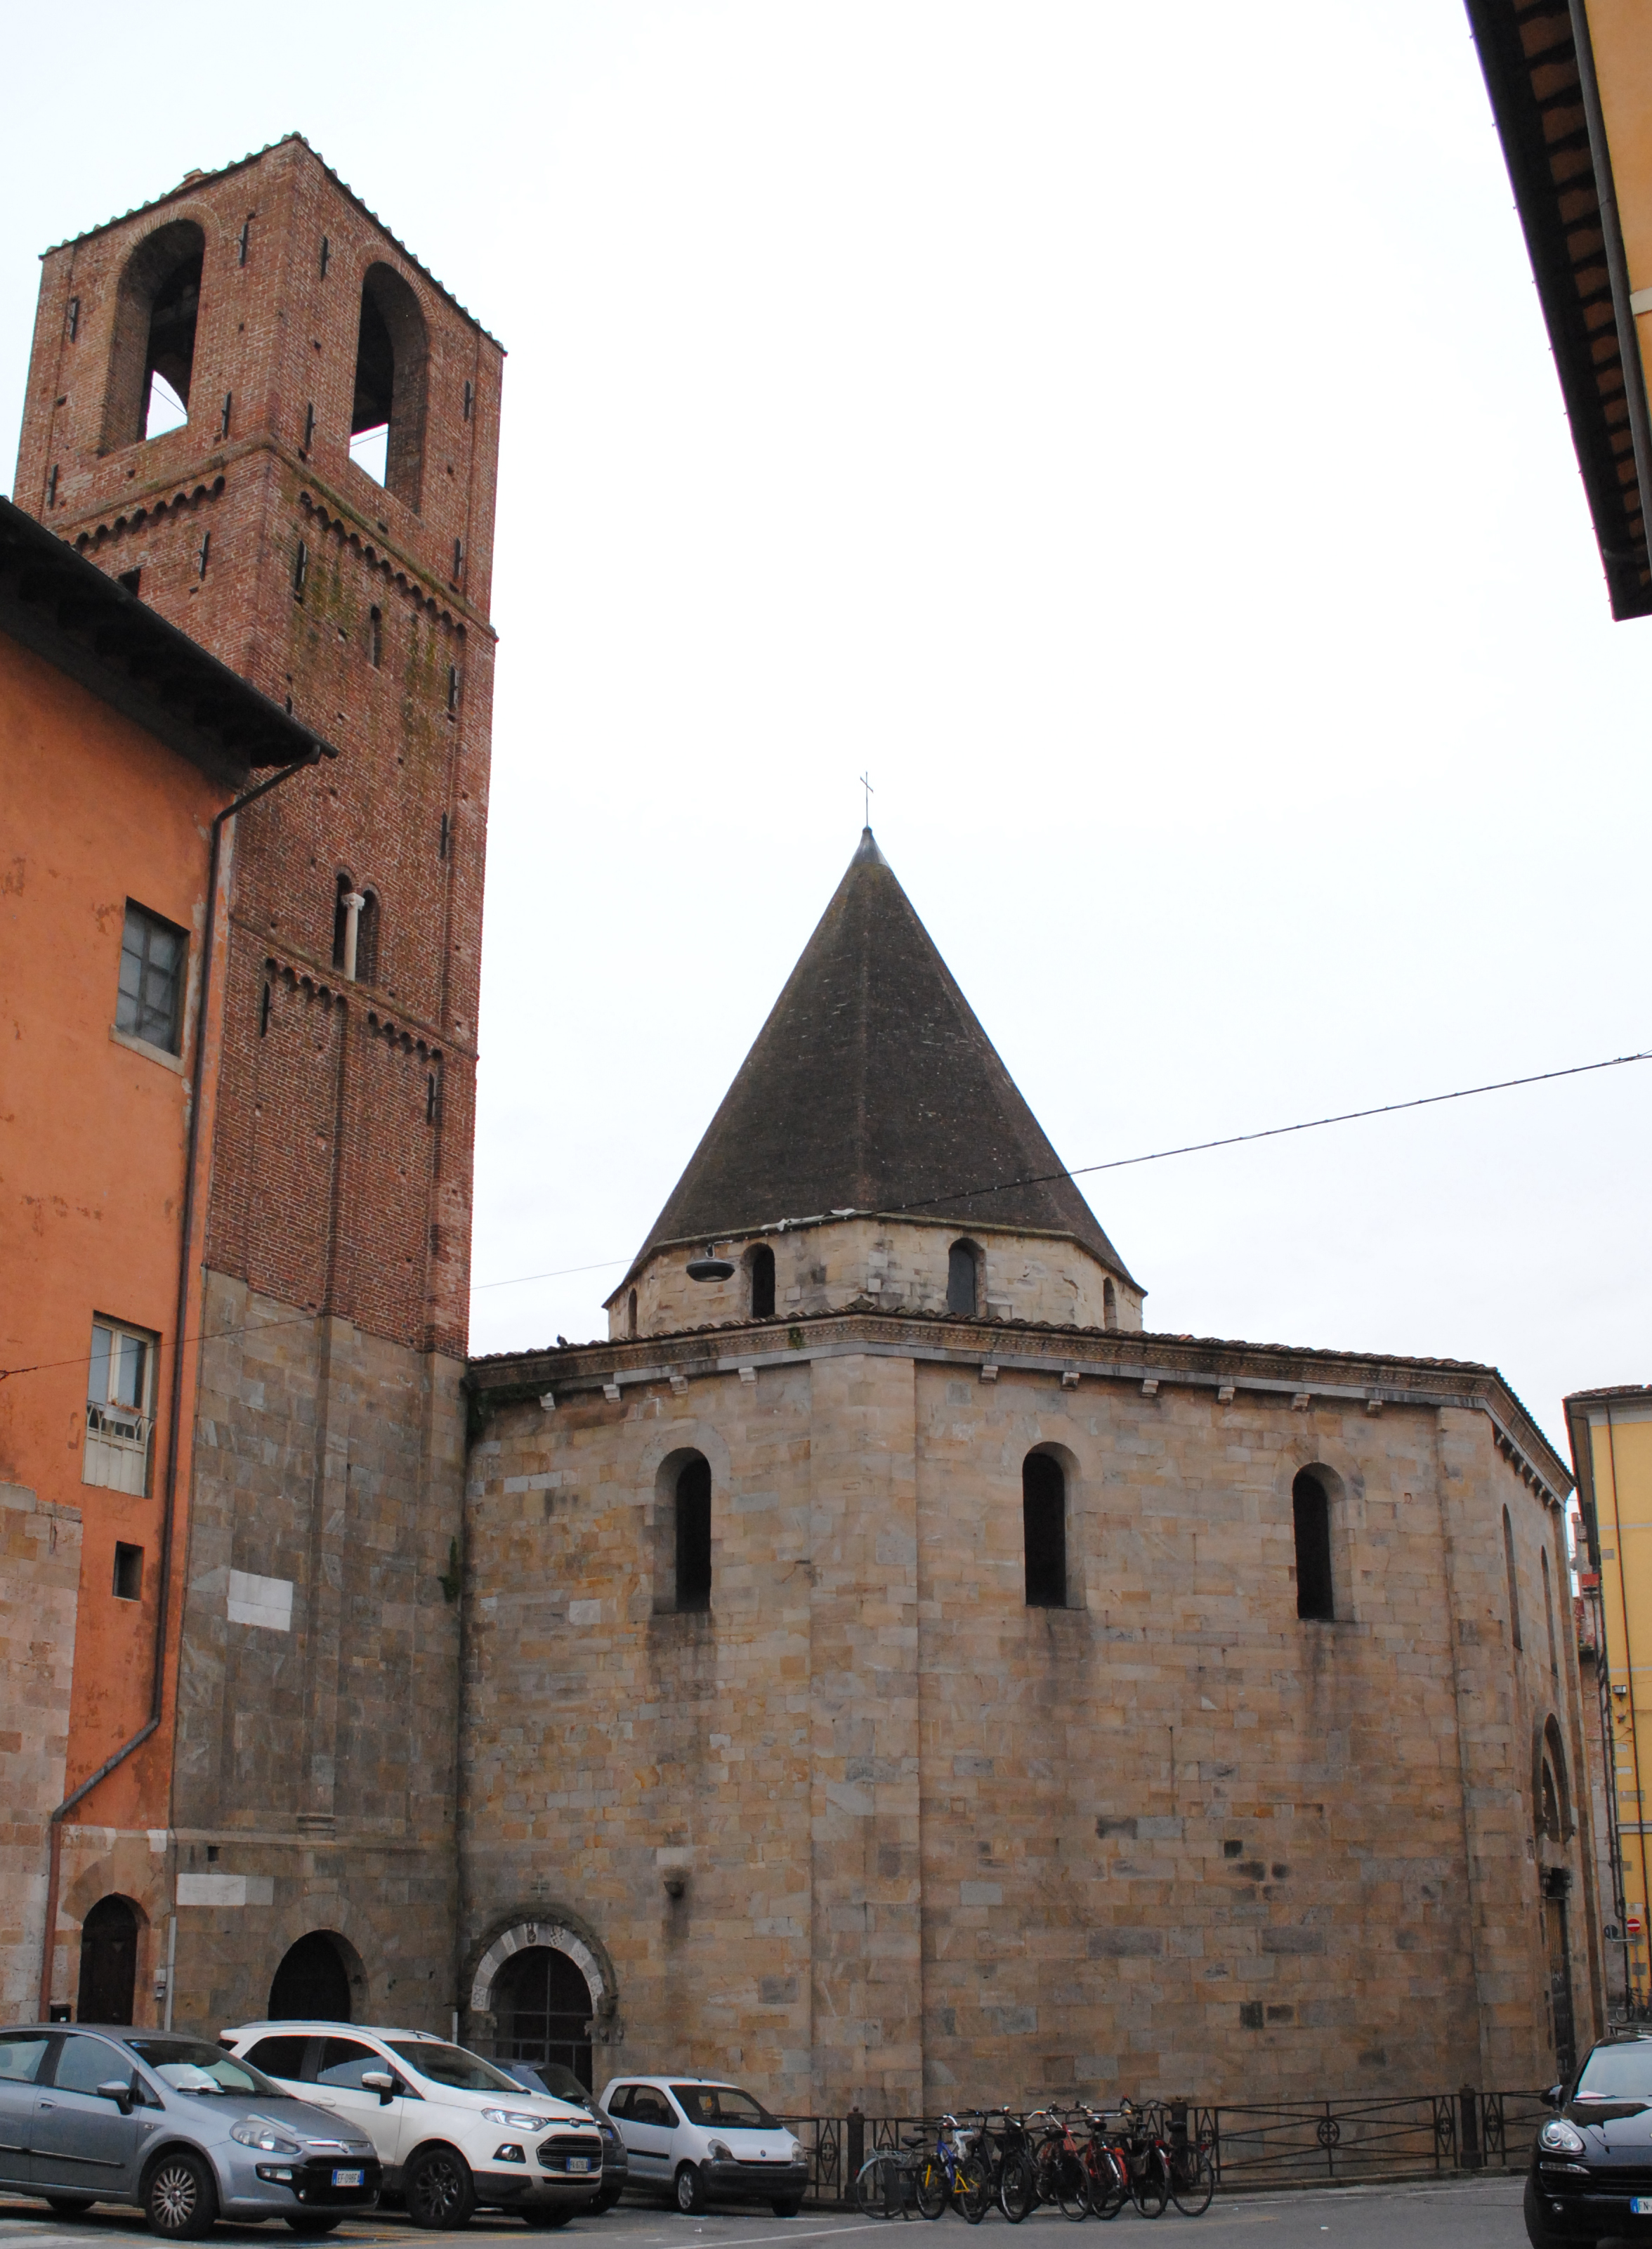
[15, 138, 504, 2028]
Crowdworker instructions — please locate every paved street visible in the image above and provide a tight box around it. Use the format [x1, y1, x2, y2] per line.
[0, 2177, 1535, 2249]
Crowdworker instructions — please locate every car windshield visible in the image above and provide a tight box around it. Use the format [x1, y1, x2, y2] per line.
[126, 2039, 277, 2097]
[671, 2085, 778, 2129]
[520, 2064, 591, 2106]
[387, 2042, 521, 2093]
[1575, 2045, 1652, 2100]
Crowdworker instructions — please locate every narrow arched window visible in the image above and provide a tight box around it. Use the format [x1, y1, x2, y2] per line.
[1540, 1757, 1561, 1843]
[354, 890, 380, 985]
[1023, 1451, 1066, 1608]
[1542, 1546, 1559, 1678]
[749, 1244, 775, 1319]
[675, 1456, 712, 1612]
[350, 263, 429, 509]
[627, 1288, 638, 1339]
[947, 1239, 978, 1317]
[332, 872, 353, 970]
[101, 220, 205, 451]
[1103, 1277, 1118, 1331]
[1292, 1468, 1334, 1621]
[1504, 1505, 1523, 1651]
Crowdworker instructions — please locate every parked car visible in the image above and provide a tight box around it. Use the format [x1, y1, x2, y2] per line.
[0, 2023, 381, 2237]
[499, 2064, 627, 2212]
[1528, 2030, 1652, 2245]
[598, 2075, 808, 2216]
[221, 2021, 603, 2229]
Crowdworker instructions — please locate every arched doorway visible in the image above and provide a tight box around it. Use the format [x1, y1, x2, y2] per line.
[492, 1946, 595, 2089]
[77, 1896, 139, 2024]
[269, 1931, 353, 2022]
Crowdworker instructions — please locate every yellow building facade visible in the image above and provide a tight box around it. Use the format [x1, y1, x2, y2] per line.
[1566, 1388, 1652, 2013]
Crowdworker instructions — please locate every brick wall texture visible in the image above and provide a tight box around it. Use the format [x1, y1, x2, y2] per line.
[15, 133, 499, 1360]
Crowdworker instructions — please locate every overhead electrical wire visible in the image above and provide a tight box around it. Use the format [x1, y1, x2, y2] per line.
[3, 1044, 1644, 1381]
[470, 1043, 1652, 1293]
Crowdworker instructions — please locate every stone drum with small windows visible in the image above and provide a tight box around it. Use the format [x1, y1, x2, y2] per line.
[464, 830, 1595, 2123]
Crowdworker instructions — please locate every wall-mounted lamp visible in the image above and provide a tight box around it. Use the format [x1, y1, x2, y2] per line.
[687, 1246, 735, 1283]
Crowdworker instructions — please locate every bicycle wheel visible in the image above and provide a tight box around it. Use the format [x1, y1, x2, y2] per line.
[856, 2153, 897, 2218]
[959, 2156, 992, 2227]
[1087, 2152, 1127, 2222]
[1054, 2156, 1089, 2223]
[1169, 2150, 1215, 2217]
[999, 2151, 1035, 2224]
[915, 2156, 950, 2221]
[1130, 2150, 1169, 2220]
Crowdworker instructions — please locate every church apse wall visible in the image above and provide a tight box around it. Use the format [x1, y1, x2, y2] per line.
[463, 1315, 1590, 2114]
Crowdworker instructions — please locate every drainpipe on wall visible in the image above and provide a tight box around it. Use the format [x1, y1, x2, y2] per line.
[38, 742, 334, 2021]
[1606, 1405, 1648, 2012]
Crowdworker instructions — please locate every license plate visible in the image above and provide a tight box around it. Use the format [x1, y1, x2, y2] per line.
[331, 2170, 365, 2189]
[1634, 2197, 1652, 2215]
[565, 2157, 594, 2173]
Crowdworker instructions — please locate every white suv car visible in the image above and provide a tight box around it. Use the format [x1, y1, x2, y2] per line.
[599, 2075, 808, 2215]
[222, 2023, 603, 2229]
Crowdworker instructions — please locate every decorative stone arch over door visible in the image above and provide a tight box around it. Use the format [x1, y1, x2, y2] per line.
[468, 1912, 621, 2060]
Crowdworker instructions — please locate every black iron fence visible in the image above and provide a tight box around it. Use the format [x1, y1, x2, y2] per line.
[779, 2089, 1549, 2205]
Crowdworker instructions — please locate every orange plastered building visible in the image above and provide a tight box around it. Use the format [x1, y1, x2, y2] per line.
[0, 500, 333, 2021]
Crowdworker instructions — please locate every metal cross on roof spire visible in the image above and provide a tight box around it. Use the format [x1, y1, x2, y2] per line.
[860, 769, 874, 826]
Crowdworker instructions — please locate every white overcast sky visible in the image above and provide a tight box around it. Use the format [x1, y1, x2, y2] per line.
[2, 3, 1646, 1456]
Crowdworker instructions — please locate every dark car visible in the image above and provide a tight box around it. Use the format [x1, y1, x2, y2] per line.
[1528, 2032, 1652, 2244]
[501, 2065, 628, 2212]
[0, 2025, 380, 2237]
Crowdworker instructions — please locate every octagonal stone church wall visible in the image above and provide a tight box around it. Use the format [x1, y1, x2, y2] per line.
[461, 1315, 1594, 2117]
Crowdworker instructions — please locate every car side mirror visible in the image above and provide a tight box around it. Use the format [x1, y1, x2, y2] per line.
[1544, 2082, 1567, 2111]
[96, 2080, 136, 2116]
[360, 2071, 395, 2104]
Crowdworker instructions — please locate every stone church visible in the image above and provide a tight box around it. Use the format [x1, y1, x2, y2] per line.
[3, 144, 1594, 2125]
[462, 829, 1596, 2115]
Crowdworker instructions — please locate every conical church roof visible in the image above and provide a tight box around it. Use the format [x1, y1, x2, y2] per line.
[624, 830, 1136, 1286]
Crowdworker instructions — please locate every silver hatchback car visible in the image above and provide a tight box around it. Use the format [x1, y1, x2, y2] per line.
[0, 2026, 382, 2237]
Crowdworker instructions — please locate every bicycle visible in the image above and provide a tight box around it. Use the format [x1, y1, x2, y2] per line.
[1113, 2099, 1170, 2219]
[1025, 2107, 1089, 2221]
[914, 2116, 990, 2222]
[1162, 2118, 1216, 2217]
[973, 2108, 1037, 2224]
[1071, 2107, 1129, 2222]
[855, 2132, 929, 2219]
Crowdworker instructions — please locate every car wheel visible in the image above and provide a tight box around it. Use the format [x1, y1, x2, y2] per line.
[1523, 2174, 1593, 2248]
[594, 2183, 624, 2214]
[405, 2146, 478, 2231]
[674, 2164, 706, 2216]
[144, 2149, 220, 2240]
[46, 2200, 96, 2219]
[771, 2198, 804, 2218]
[284, 2220, 342, 2236]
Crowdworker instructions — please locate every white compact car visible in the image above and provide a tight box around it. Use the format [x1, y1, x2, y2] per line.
[598, 2075, 808, 2215]
[221, 2023, 603, 2229]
